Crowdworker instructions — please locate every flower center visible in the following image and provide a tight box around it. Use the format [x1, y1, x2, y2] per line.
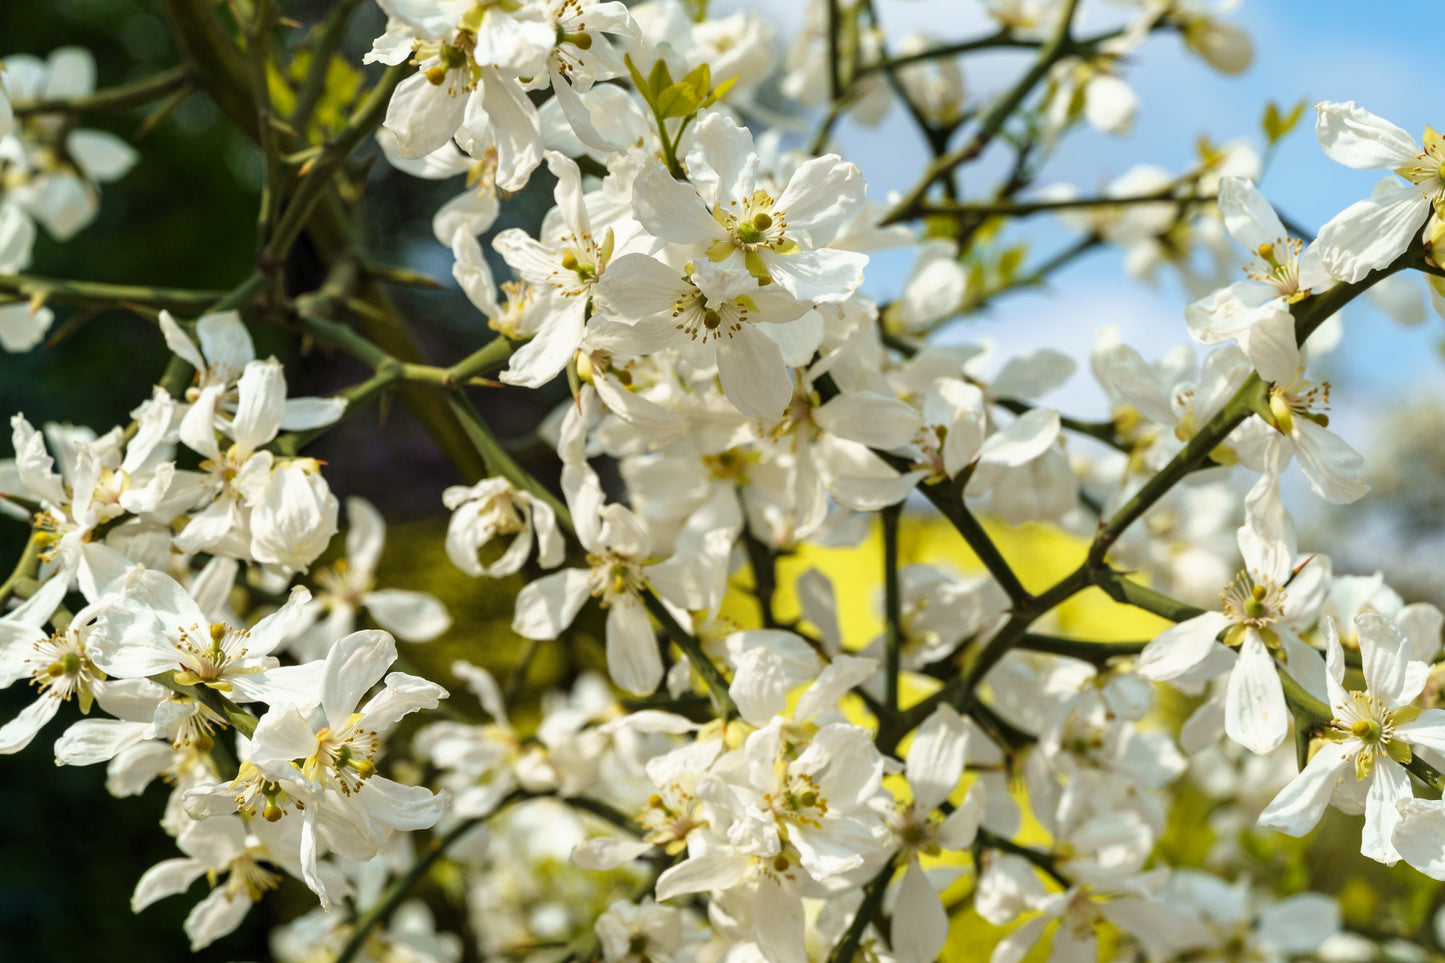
[304, 714, 380, 796]
[1220, 572, 1285, 629]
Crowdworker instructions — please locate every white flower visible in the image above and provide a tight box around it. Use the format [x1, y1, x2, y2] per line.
[88, 568, 321, 709]
[1310, 101, 1442, 282]
[494, 151, 615, 387]
[160, 310, 345, 435]
[630, 113, 868, 305]
[592, 255, 811, 419]
[293, 496, 451, 661]
[444, 478, 565, 578]
[1186, 177, 1333, 384]
[1259, 613, 1445, 864]
[886, 705, 981, 963]
[218, 630, 449, 908]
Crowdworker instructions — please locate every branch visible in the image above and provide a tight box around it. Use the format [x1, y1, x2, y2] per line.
[880, 0, 1083, 226]
[12, 67, 191, 116]
[1017, 632, 1148, 665]
[916, 189, 1212, 219]
[0, 274, 227, 312]
[827, 859, 895, 963]
[881, 503, 904, 719]
[261, 64, 408, 267]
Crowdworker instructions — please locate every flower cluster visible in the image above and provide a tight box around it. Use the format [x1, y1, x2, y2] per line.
[5, 0, 1445, 960]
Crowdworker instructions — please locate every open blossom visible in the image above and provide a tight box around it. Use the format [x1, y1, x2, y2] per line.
[1310, 101, 1443, 282]
[885, 705, 982, 963]
[592, 255, 812, 419]
[1186, 176, 1333, 384]
[443, 476, 565, 578]
[1259, 613, 1445, 864]
[631, 112, 868, 305]
[1136, 481, 1329, 754]
[87, 568, 322, 709]
[494, 150, 617, 387]
[293, 496, 451, 661]
[188, 630, 449, 908]
[160, 309, 345, 435]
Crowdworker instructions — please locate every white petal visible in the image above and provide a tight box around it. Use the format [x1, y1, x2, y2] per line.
[1257, 741, 1351, 835]
[184, 886, 251, 950]
[892, 860, 947, 963]
[760, 248, 867, 305]
[498, 296, 587, 388]
[364, 589, 452, 642]
[231, 359, 286, 454]
[1392, 798, 1445, 879]
[814, 391, 922, 449]
[1218, 176, 1287, 251]
[132, 857, 207, 912]
[195, 309, 255, 372]
[1224, 629, 1289, 754]
[633, 165, 725, 244]
[383, 71, 466, 158]
[1313, 184, 1427, 284]
[716, 325, 794, 421]
[359, 671, 447, 731]
[321, 629, 396, 731]
[1357, 610, 1409, 706]
[279, 396, 345, 431]
[606, 597, 662, 695]
[512, 568, 592, 640]
[1361, 756, 1410, 864]
[1291, 417, 1368, 505]
[357, 775, 447, 831]
[774, 154, 866, 237]
[977, 408, 1059, 467]
[571, 837, 653, 870]
[1136, 613, 1231, 681]
[1314, 101, 1422, 170]
[0, 695, 62, 753]
[906, 704, 968, 813]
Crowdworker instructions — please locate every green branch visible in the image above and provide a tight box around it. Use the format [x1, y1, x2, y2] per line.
[12, 67, 190, 116]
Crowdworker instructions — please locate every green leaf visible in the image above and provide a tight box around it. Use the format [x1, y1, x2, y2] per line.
[1263, 99, 1306, 144]
[648, 59, 676, 100]
[701, 74, 739, 108]
[625, 54, 657, 111]
[656, 80, 703, 119]
[997, 245, 1026, 283]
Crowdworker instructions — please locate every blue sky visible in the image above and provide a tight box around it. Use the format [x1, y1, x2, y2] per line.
[728, 0, 1445, 431]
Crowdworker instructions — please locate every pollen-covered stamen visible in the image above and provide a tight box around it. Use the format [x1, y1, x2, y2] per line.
[544, 228, 613, 297]
[1268, 380, 1331, 435]
[702, 448, 760, 484]
[418, 32, 479, 91]
[303, 713, 380, 797]
[891, 801, 946, 859]
[315, 558, 371, 609]
[639, 784, 704, 855]
[668, 283, 755, 345]
[1395, 126, 1445, 201]
[479, 486, 527, 536]
[766, 773, 829, 829]
[1219, 571, 1286, 630]
[710, 191, 792, 257]
[228, 761, 298, 822]
[173, 621, 254, 689]
[488, 280, 537, 338]
[168, 696, 226, 752]
[585, 553, 647, 607]
[1332, 690, 1419, 780]
[221, 852, 283, 903]
[25, 632, 102, 705]
[1244, 236, 1307, 298]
